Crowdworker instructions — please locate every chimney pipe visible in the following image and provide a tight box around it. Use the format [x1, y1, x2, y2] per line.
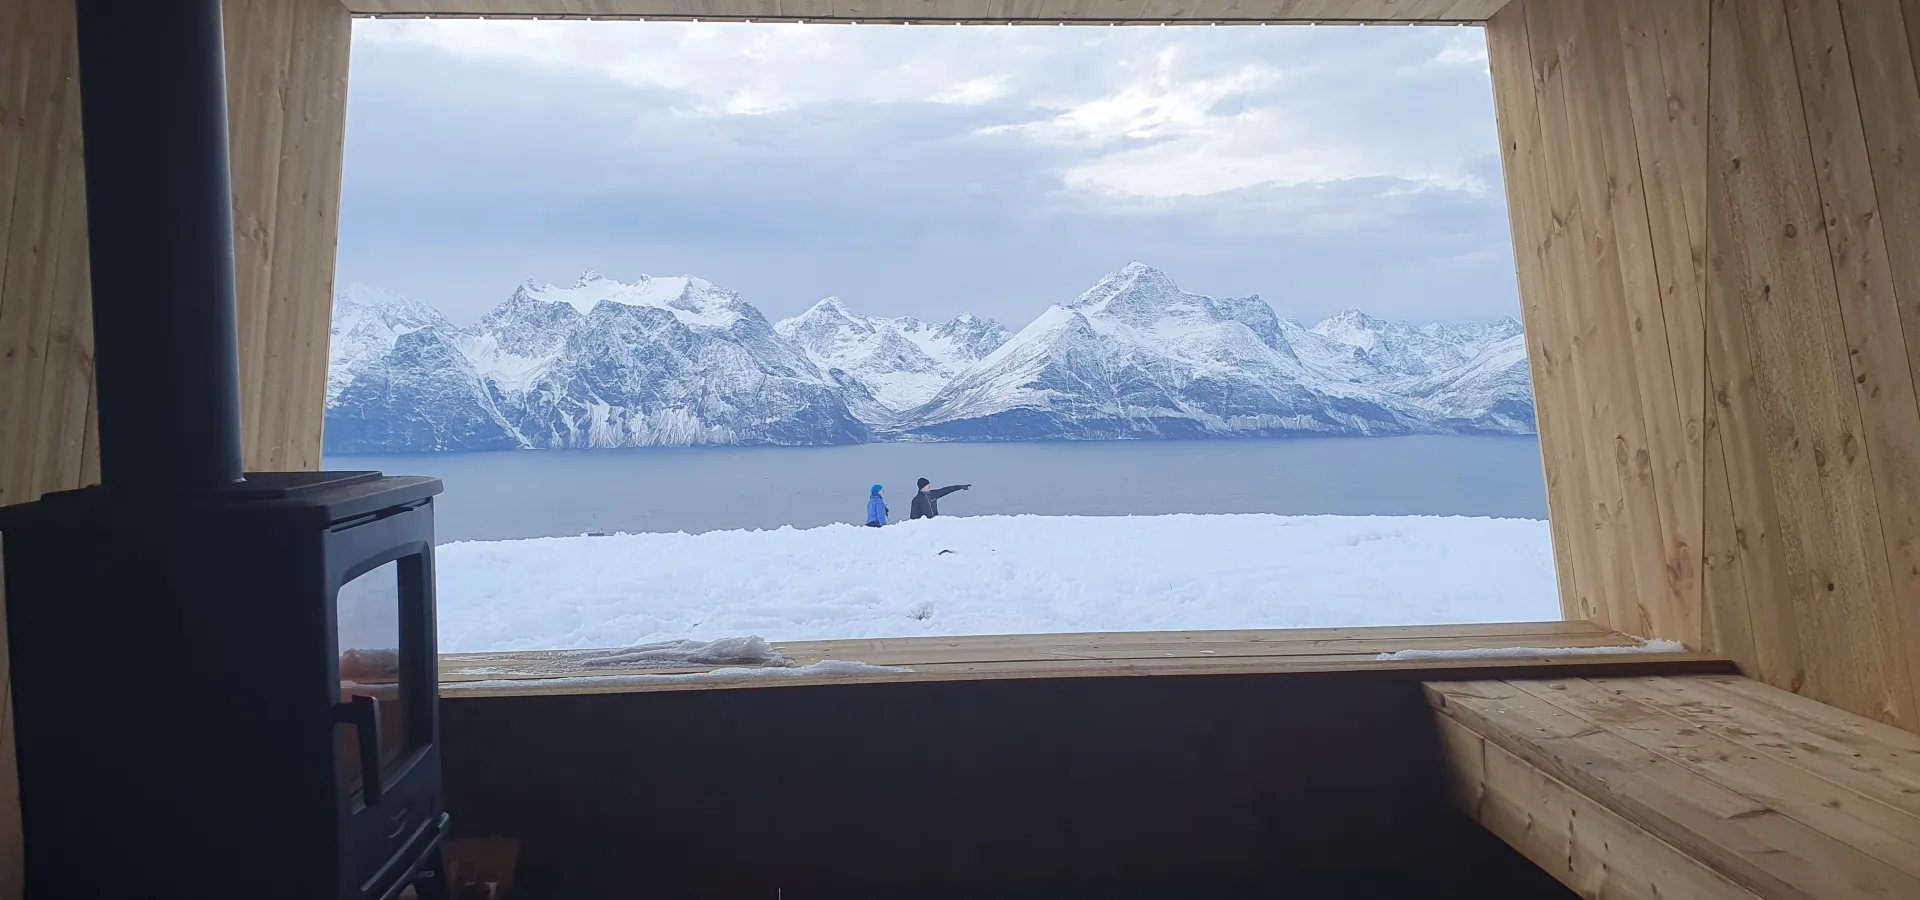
[74, 0, 246, 492]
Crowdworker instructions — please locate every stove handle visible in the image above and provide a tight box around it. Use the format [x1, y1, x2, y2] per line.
[334, 694, 385, 805]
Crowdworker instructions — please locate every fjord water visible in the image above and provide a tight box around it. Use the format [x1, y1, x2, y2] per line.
[327, 435, 1548, 543]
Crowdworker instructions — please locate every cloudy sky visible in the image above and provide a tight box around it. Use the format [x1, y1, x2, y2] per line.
[335, 20, 1516, 328]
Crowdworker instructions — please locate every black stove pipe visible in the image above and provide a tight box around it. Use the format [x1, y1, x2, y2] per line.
[73, 0, 246, 493]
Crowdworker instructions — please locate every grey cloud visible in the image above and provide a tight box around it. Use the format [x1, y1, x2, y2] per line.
[336, 25, 1517, 329]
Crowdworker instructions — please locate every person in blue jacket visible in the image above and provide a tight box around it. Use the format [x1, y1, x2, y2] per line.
[865, 485, 888, 527]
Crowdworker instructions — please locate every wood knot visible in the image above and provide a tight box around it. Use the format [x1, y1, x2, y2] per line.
[1785, 223, 1799, 239]
[1731, 157, 1743, 171]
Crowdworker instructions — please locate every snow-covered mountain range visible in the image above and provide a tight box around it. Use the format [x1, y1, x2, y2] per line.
[324, 263, 1532, 453]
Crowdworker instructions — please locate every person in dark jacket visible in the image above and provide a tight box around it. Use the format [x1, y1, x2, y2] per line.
[865, 485, 888, 527]
[909, 477, 970, 520]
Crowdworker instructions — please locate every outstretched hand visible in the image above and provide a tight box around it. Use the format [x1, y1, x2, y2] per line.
[962, 484, 972, 490]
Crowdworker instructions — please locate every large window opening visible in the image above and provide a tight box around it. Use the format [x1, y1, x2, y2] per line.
[325, 18, 1562, 661]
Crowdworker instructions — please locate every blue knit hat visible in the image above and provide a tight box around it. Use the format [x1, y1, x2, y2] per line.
[870, 484, 884, 495]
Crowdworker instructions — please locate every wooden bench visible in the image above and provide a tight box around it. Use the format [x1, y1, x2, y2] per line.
[1429, 674, 1920, 900]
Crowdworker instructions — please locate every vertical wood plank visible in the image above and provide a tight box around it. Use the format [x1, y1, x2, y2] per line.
[285, 0, 354, 470]
[1704, 0, 1809, 695]
[1907, 0, 1920, 101]
[26, 88, 92, 500]
[1527, 0, 1645, 634]
[1536, 0, 1677, 638]
[1487, 1, 1591, 621]
[0, 0, 32, 318]
[0, 0, 79, 509]
[1701, 406, 1761, 671]
[1852, 0, 1920, 721]
[1710, 0, 1914, 726]
[227, 0, 295, 473]
[1578, 0, 1703, 646]
[1617, 0, 1711, 648]
[1838, 0, 1920, 443]
[254, 3, 318, 470]
[1788, 0, 1920, 727]
[222, 0, 351, 472]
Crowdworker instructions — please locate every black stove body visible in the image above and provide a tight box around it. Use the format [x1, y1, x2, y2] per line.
[0, 3, 458, 895]
[0, 473, 451, 899]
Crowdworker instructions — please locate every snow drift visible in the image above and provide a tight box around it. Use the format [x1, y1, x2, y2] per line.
[432, 513, 1559, 654]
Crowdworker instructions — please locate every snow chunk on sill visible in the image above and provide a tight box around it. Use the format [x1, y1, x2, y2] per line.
[450, 636, 792, 678]
[565, 635, 791, 669]
[1374, 640, 1685, 661]
[448, 659, 909, 691]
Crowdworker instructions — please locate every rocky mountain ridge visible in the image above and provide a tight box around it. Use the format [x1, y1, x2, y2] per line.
[324, 264, 1532, 453]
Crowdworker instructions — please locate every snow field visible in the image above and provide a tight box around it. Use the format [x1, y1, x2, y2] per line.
[434, 513, 1560, 654]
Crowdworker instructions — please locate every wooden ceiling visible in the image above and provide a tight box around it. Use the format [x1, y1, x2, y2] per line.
[342, 0, 1512, 25]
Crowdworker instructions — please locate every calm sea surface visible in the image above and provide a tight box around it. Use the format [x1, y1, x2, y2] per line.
[327, 436, 1547, 542]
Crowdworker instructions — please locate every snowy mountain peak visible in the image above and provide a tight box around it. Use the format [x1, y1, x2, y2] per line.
[1071, 262, 1181, 313]
[330, 285, 450, 336]
[337, 283, 423, 311]
[1323, 309, 1389, 328]
[516, 272, 745, 329]
[327, 263, 1533, 453]
[328, 285, 457, 402]
[1311, 310, 1392, 346]
[799, 296, 858, 321]
[775, 296, 1012, 415]
[781, 297, 874, 344]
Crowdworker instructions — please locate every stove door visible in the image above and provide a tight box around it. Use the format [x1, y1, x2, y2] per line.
[329, 501, 446, 900]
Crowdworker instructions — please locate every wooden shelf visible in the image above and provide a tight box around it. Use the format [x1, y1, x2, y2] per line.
[438, 620, 1734, 698]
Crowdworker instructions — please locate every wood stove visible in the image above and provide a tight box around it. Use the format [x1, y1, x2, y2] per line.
[0, 2, 452, 897]
[0, 474, 453, 899]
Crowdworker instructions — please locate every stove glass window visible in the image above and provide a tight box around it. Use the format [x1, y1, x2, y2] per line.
[337, 559, 410, 796]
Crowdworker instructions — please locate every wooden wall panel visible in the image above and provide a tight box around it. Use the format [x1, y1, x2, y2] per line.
[1782, 0, 1920, 726]
[1525, 0, 1640, 635]
[0, 1, 353, 894]
[1493, 0, 1920, 730]
[1486, 3, 1592, 623]
[1487, 0, 1711, 644]
[233, 0, 354, 471]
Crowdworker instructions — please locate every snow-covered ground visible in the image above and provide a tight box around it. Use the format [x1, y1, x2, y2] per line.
[434, 513, 1559, 653]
